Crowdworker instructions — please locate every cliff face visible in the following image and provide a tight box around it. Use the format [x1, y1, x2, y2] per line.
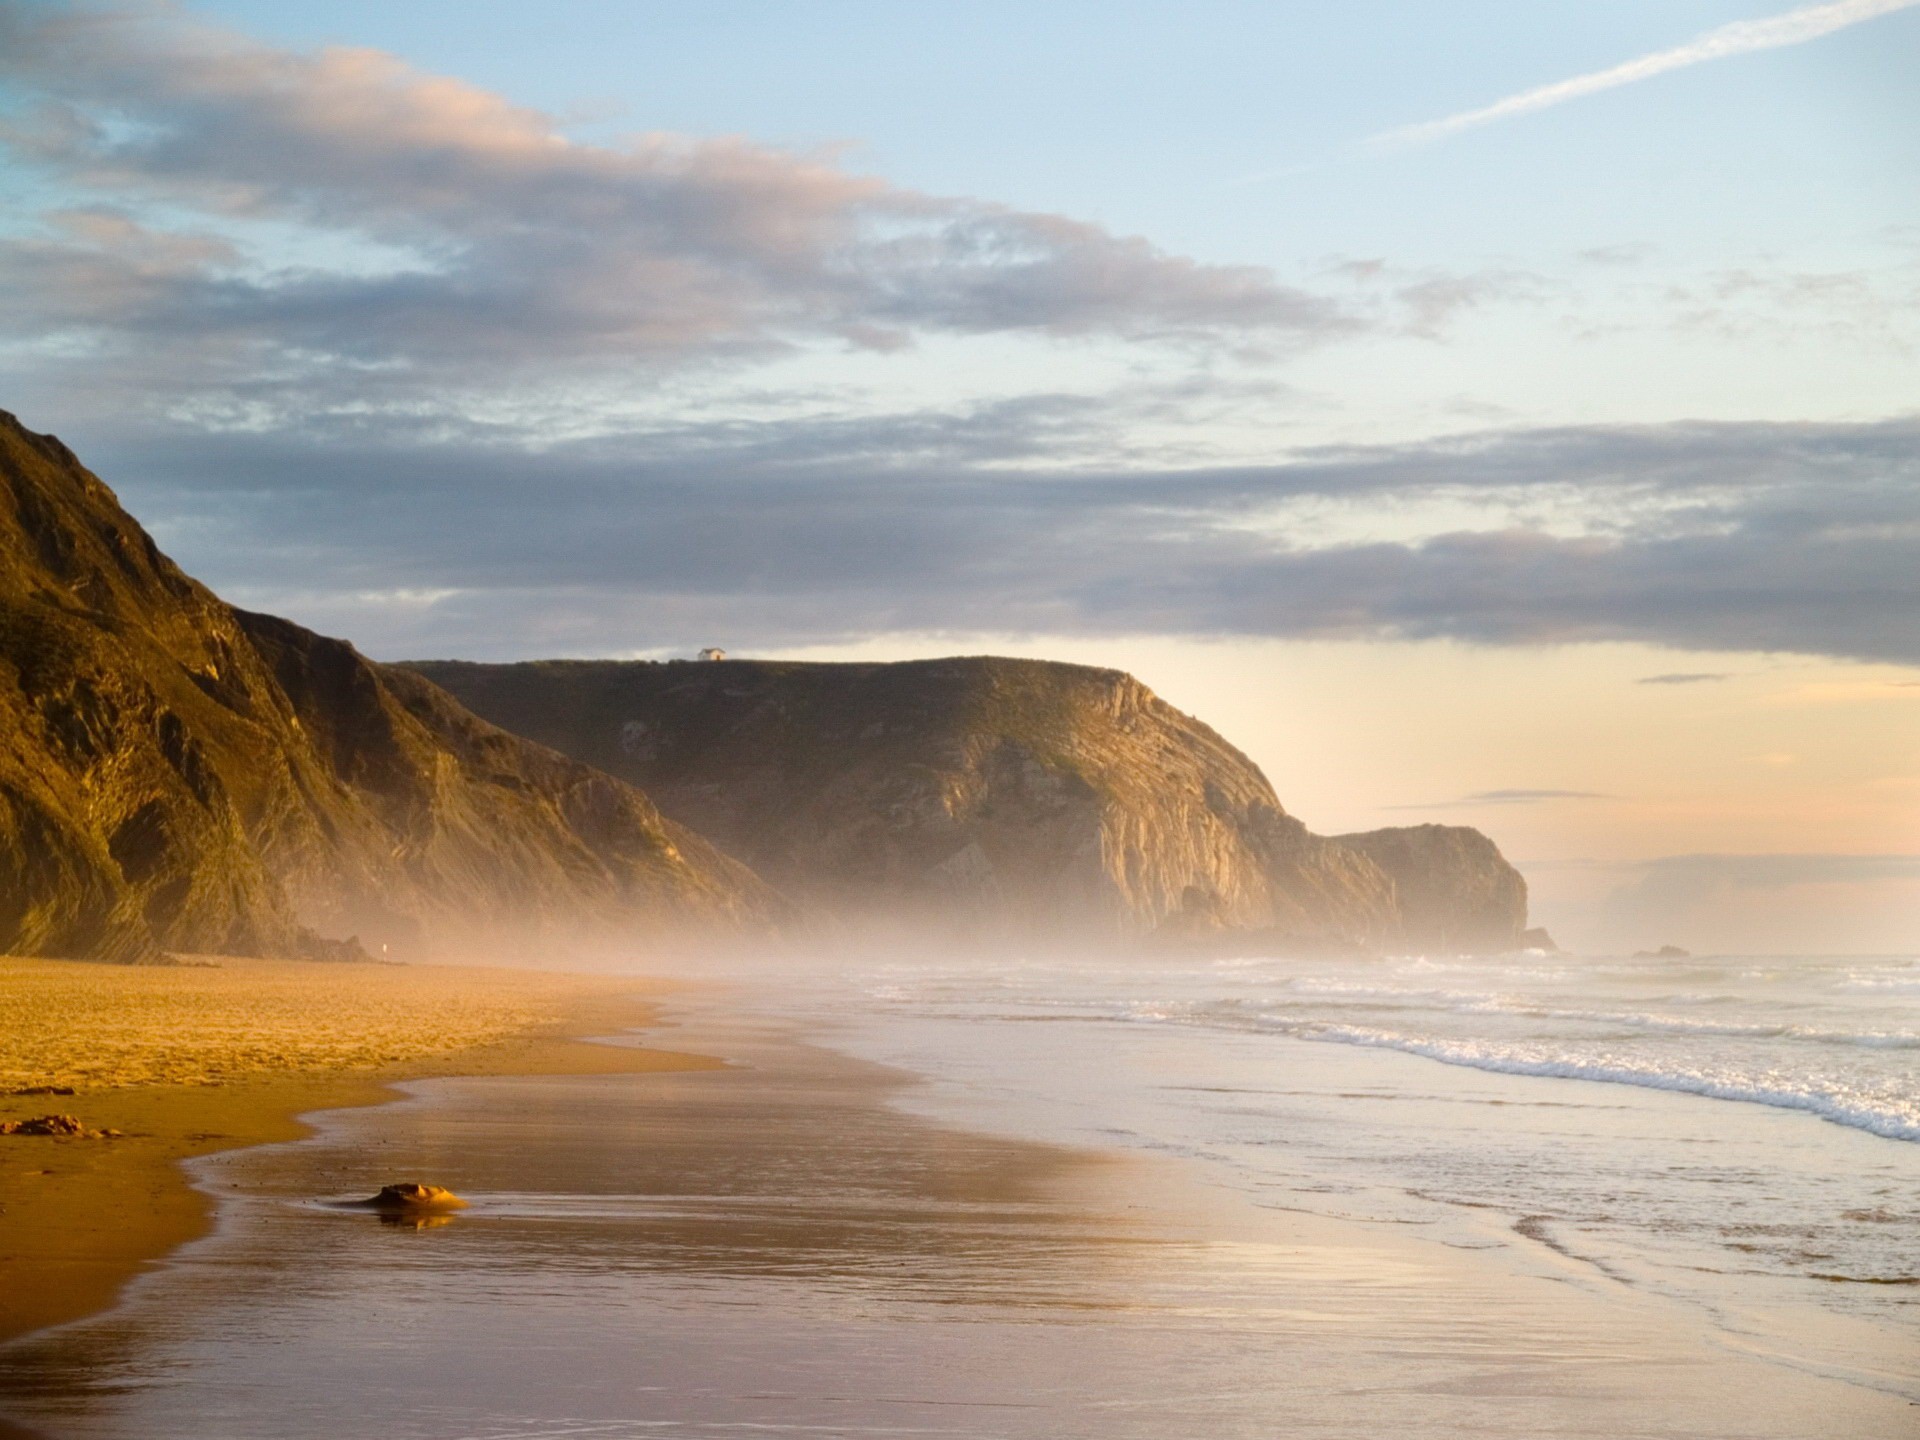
[408, 656, 1515, 951]
[0, 407, 1529, 963]
[0, 411, 769, 961]
[1330, 824, 1530, 953]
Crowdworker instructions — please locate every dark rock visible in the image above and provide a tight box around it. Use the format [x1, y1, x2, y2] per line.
[353, 1182, 468, 1211]
[0, 1113, 119, 1138]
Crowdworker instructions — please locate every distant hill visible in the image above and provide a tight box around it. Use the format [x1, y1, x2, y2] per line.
[409, 656, 1534, 953]
[0, 410, 771, 962]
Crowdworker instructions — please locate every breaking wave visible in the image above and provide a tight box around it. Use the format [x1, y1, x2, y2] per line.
[1109, 992, 1920, 1144]
[1294, 1024, 1920, 1144]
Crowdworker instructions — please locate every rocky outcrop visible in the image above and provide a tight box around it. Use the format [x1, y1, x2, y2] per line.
[353, 1183, 467, 1211]
[1330, 824, 1530, 953]
[0, 410, 772, 962]
[410, 656, 1531, 953]
[0, 1114, 119, 1138]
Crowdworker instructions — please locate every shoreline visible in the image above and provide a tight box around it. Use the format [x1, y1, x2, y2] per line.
[6, 963, 1916, 1437]
[0, 1008, 1147, 1439]
[0, 958, 723, 1352]
[11, 997, 1915, 1438]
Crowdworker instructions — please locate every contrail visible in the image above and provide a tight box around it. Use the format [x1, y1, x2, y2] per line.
[1372, 0, 1920, 149]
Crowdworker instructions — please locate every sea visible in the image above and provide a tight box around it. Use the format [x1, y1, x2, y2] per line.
[798, 948, 1920, 1383]
[2, 946, 1915, 1438]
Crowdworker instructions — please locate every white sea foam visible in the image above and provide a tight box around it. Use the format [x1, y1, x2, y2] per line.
[1844, 974, 1920, 992]
[1460, 1002, 1920, 1049]
[863, 952, 1920, 1150]
[1104, 982, 1920, 1143]
[1293, 1024, 1920, 1143]
[1261, 980, 1920, 1049]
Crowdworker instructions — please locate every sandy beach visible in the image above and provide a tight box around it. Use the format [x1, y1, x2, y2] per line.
[0, 974, 1914, 1438]
[0, 955, 720, 1352]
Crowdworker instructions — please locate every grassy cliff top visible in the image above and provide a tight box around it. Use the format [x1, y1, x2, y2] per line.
[408, 653, 1280, 814]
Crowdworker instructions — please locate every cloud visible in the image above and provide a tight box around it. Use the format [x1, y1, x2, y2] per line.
[1455, 789, 1610, 804]
[1659, 259, 1920, 354]
[1626, 853, 1920, 888]
[1, 5, 1913, 674]
[1323, 258, 1547, 338]
[1637, 672, 1732, 685]
[0, 0, 1348, 412]
[1373, 0, 1920, 149]
[44, 407, 1914, 666]
[1578, 244, 1658, 267]
[1595, 851, 1920, 952]
[1387, 789, 1611, 811]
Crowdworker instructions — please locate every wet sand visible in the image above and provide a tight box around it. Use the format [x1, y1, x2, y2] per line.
[3, 1005, 1915, 1438]
[0, 956, 719, 1350]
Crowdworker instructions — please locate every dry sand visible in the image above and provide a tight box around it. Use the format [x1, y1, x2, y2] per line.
[0, 954, 719, 1346]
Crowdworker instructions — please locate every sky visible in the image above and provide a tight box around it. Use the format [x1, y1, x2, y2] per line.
[0, 0, 1915, 952]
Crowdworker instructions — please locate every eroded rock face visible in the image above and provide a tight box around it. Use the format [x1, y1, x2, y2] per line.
[1330, 824, 1530, 954]
[408, 657, 1533, 952]
[0, 410, 774, 962]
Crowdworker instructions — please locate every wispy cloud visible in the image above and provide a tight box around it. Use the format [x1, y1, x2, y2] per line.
[1614, 851, 1920, 895]
[37, 409, 1920, 666]
[1637, 672, 1732, 685]
[0, 0, 1350, 407]
[1373, 0, 1920, 149]
[1388, 789, 1612, 811]
[2, 5, 1916, 673]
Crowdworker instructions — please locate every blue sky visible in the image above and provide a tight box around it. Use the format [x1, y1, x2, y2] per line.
[0, 0, 1915, 949]
[10, 0, 1907, 447]
[172, 0, 1915, 266]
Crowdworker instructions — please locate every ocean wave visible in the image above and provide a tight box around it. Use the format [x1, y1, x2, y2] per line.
[1249, 982, 1920, 1049]
[1499, 1007, 1920, 1049]
[1107, 999, 1920, 1143]
[1842, 975, 1920, 993]
[1288, 1025, 1920, 1144]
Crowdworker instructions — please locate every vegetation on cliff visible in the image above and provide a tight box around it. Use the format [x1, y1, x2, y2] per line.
[412, 657, 1533, 952]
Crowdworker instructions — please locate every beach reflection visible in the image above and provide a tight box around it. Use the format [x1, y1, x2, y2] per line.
[1, 1014, 1910, 1439]
[0, 1022, 1184, 1439]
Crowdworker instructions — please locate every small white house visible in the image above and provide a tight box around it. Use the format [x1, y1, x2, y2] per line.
[697, 647, 727, 661]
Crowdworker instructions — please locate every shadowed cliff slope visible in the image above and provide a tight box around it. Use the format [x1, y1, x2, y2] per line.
[410, 657, 1531, 952]
[0, 411, 770, 962]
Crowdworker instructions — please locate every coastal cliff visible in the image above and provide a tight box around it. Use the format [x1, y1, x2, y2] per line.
[0, 406, 1530, 964]
[410, 657, 1532, 953]
[0, 411, 770, 962]
[1331, 824, 1532, 954]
